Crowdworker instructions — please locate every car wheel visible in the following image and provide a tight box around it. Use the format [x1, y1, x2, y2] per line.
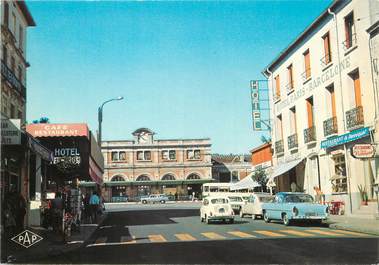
[251, 214, 256, 220]
[161, 200, 165, 204]
[282, 214, 291, 226]
[263, 212, 271, 223]
[200, 216, 204, 222]
[206, 215, 211, 224]
[142, 200, 147, 204]
[239, 211, 244, 218]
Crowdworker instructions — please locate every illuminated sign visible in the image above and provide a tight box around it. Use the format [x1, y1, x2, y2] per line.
[251, 80, 262, 130]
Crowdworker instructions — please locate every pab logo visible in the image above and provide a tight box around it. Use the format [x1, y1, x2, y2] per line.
[11, 230, 43, 248]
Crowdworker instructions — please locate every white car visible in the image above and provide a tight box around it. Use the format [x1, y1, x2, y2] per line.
[228, 196, 245, 213]
[200, 196, 235, 224]
[240, 193, 274, 219]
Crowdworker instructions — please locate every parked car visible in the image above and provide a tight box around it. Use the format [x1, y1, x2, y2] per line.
[240, 193, 274, 219]
[261, 192, 328, 226]
[140, 194, 169, 204]
[200, 196, 235, 224]
[227, 196, 245, 213]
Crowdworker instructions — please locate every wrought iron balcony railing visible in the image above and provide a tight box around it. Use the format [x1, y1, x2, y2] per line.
[287, 133, 298, 150]
[275, 140, 284, 155]
[323, 116, 338, 137]
[346, 106, 364, 130]
[343, 33, 357, 51]
[320, 52, 332, 67]
[304, 126, 317, 144]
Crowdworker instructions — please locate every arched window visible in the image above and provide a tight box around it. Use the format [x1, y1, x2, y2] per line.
[136, 175, 150, 181]
[187, 173, 200, 180]
[111, 175, 125, 182]
[162, 174, 176, 181]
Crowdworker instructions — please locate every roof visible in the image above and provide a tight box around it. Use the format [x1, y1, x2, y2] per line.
[16, 1, 36, 27]
[250, 142, 272, 154]
[262, 0, 344, 76]
[211, 154, 251, 164]
[132, 128, 155, 135]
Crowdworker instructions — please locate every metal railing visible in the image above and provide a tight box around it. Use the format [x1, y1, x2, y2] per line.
[1, 60, 26, 98]
[346, 106, 364, 130]
[273, 93, 281, 102]
[287, 133, 298, 150]
[275, 140, 284, 154]
[323, 116, 338, 137]
[303, 126, 316, 144]
[320, 52, 332, 67]
[342, 33, 357, 51]
[285, 82, 294, 94]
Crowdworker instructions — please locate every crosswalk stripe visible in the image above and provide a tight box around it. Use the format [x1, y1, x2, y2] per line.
[148, 234, 167, 242]
[95, 237, 107, 244]
[227, 231, 256, 238]
[305, 229, 344, 236]
[175, 233, 197, 241]
[121, 236, 136, 244]
[278, 230, 316, 237]
[333, 230, 369, 237]
[201, 232, 225, 240]
[253, 230, 286, 237]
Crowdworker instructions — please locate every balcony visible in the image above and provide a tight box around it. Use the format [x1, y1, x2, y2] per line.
[275, 140, 284, 155]
[285, 82, 294, 94]
[287, 133, 298, 150]
[323, 116, 338, 137]
[346, 106, 364, 130]
[304, 126, 316, 144]
[1, 60, 26, 99]
[342, 33, 357, 51]
[320, 53, 332, 67]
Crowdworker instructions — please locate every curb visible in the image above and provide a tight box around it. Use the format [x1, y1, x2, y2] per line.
[328, 223, 379, 236]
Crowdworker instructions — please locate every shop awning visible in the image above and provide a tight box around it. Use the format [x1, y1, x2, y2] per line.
[269, 158, 304, 180]
[230, 174, 260, 191]
[89, 157, 103, 185]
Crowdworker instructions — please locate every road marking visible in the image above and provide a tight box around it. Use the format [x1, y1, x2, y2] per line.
[95, 237, 107, 245]
[278, 230, 316, 237]
[305, 229, 344, 236]
[148, 234, 167, 242]
[175, 233, 196, 241]
[121, 236, 136, 244]
[201, 232, 225, 240]
[333, 230, 370, 237]
[253, 230, 286, 237]
[227, 231, 256, 238]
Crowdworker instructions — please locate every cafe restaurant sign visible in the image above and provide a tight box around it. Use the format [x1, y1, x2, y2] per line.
[321, 127, 370, 149]
[1, 119, 21, 145]
[26, 123, 89, 138]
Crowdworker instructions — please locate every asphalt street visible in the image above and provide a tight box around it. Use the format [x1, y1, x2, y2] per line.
[36, 203, 378, 264]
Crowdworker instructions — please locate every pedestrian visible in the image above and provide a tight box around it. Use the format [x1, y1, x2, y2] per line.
[89, 191, 100, 223]
[51, 192, 64, 233]
[313, 186, 324, 204]
[192, 191, 195, 202]
[83, 193, 90, 223]
[14, 191, 26, 233]
[290, 182, 297, 192]
[174, 192, 178, 201]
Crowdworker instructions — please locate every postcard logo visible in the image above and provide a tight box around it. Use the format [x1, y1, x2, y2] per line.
[11, 230, 43, 248]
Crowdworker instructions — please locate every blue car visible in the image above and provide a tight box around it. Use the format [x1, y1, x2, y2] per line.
[261, 192, 328, 226]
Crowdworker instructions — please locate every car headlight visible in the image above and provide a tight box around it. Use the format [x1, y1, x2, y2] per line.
[292, 206, 299, 216]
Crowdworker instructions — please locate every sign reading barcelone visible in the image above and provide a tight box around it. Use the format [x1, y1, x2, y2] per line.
[276, 56, 351, 113]
[321, 127, 370, 149]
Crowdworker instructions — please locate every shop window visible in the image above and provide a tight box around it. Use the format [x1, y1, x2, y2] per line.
[137, 150, 151, 161]
[332, 155, 347, 193]
[187, 149, 201, 160]
[161, 150, 176, 161]
[322, 32, 332, 65]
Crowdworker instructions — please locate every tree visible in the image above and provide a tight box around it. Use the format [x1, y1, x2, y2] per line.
[32, 117, 50, 124]
[252, 168, 268, 192]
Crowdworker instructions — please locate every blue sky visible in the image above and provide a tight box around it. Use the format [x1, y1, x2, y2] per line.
[26, 0, 332, 154]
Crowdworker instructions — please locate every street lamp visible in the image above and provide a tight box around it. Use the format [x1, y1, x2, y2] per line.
[98, 96, 124, 146]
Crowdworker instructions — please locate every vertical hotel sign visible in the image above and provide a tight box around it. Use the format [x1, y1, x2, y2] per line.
[250, 80, 261, 130]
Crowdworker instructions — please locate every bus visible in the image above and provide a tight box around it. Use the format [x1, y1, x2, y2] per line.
[201, 183, 255, 201]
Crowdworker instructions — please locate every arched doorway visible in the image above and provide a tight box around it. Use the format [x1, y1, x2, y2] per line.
[161, 174, 176, 195]
[186, 173, 202, 198]
[136, 175, 151, 196]
[111, 175, 127, 202]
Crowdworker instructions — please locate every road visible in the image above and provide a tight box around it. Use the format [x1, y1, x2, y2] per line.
[38, 203, 378, 264]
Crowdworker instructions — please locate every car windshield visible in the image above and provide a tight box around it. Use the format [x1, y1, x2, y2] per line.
[228, 196, 242, 202]
[284, 194, 314, 203]
[258, 196, 274, 203]
[211, 198, 228, 204]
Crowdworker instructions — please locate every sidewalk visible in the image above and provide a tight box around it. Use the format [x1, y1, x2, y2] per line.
[3, 213, 107, 264]
[326, 214, 379, 236]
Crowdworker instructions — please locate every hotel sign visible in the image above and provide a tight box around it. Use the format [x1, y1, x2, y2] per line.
[250, 80, 262, 130]
[321, 127, 370, 149]
[275, 56, 351, 113]
[1, 119, 21, 145]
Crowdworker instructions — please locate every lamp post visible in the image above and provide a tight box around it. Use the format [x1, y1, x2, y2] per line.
[98, 96, 124, 146]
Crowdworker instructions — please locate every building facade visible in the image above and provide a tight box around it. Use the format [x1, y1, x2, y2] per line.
[263, 0, 379, 215]
[101, 128, 212, 201]
[250, 142, 272, 171]
[211, 154, 252, 183]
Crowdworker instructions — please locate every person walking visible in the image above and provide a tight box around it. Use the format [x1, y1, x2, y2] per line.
[89, 191, 100, 223]
[51, 192, 64, 233]
[15, 192, 26, 233]
[82, 193, 90, 223]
